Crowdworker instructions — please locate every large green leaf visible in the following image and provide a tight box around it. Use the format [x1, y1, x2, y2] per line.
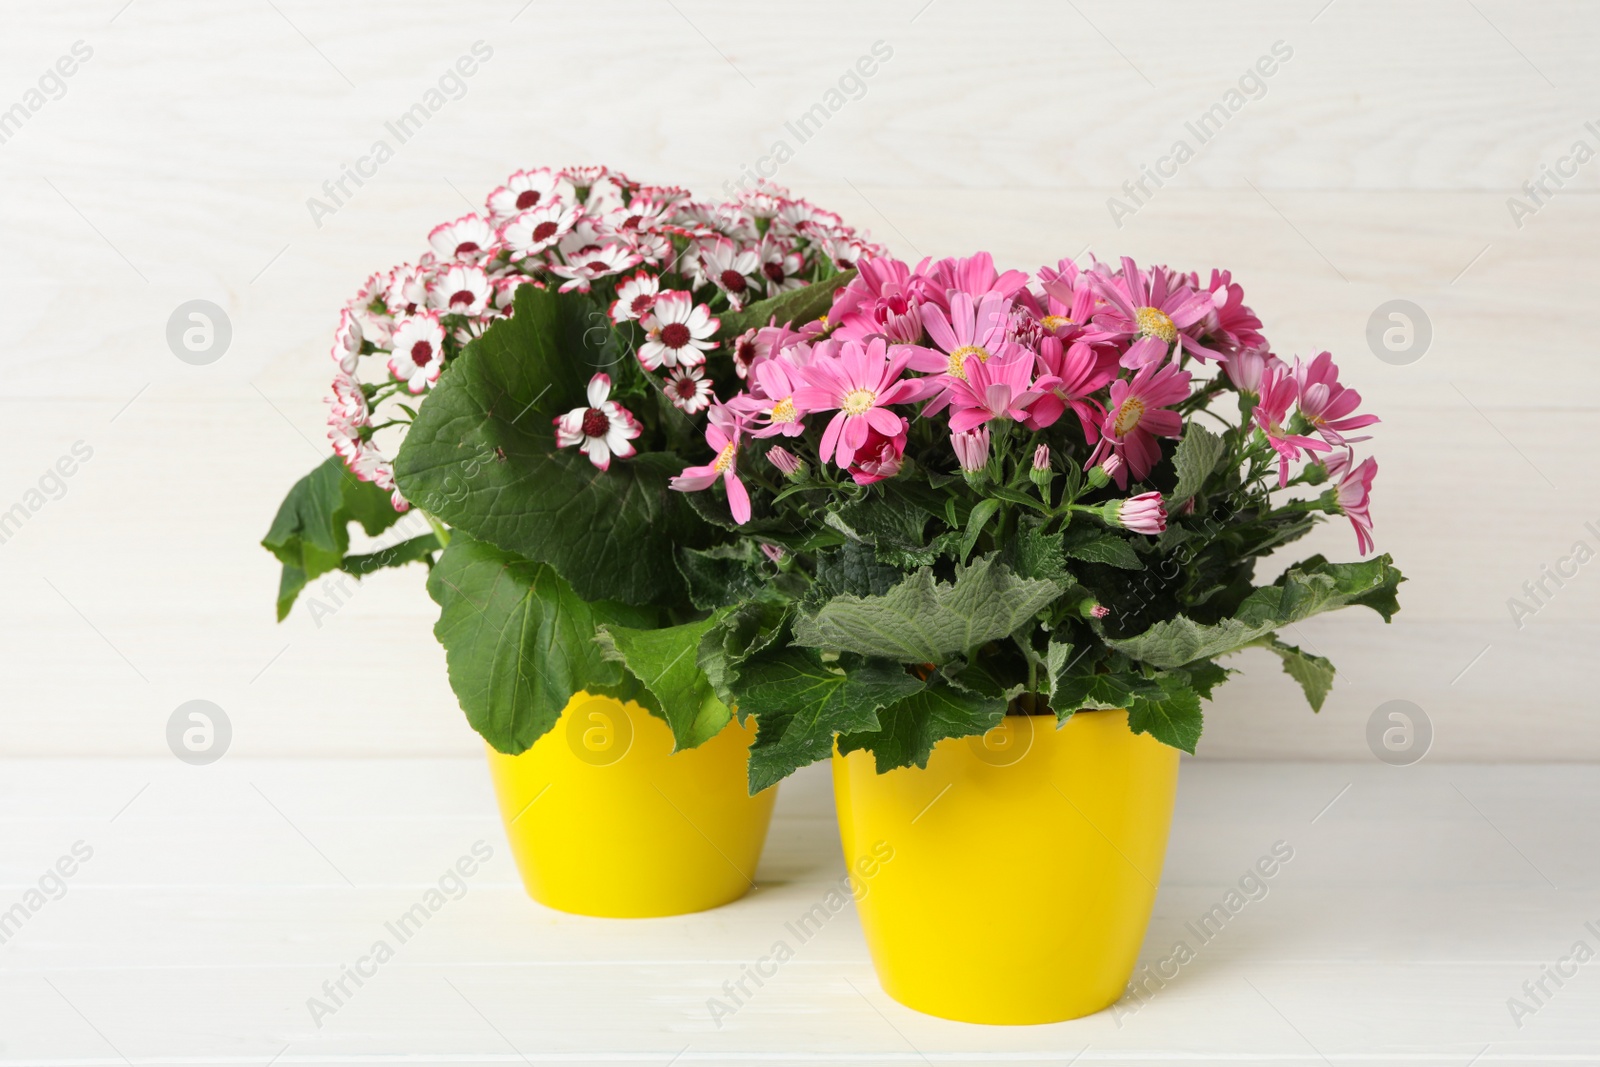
[836, 680, 1006, 772]
[596, 614, 730, 750]
[1103, 554, 1403, 669]
[728, 650, 923, 793]
[1062, 526, 1144, 570]
[262, 455, 403, 619]
[427, 531, 652, 754]
[716, 269, 856, 338]
[393, 285, 711, 607]
[791, 555, 1061, 664]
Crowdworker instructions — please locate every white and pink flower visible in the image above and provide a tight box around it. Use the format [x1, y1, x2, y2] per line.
[553, 373, 641, 471]
[639, 291, 719, 370]
[387, 314, 447, 394]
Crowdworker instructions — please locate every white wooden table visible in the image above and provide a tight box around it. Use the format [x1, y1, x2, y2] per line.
[3, 757, 1595, 1066]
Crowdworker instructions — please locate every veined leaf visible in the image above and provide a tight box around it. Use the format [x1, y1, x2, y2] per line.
[596, 613, 730, 749]
[837, 679, 1006, 772]
[1103, 554, 1404, 669]
[1264, 638, 1336, 712]
[427, 531, 653, 754]
[729, 650, 923, 793]
[1167, 423, 1226, 506]
[791, 555, 1062, 664]
[1126, 674, 1204, 754]
[262, 455, 403, 619]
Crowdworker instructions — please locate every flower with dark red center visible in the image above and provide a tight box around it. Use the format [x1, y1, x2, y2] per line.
[386, 314, 447, 394]
[501, 203, 577, 262]
[553, 373, 641, 471]
[639, 291, 720, 371]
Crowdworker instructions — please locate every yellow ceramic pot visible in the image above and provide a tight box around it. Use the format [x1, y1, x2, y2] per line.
[486, 692, 777, 918]
[832, 709, 1180, 1024]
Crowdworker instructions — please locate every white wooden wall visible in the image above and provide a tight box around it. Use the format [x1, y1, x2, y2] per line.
[2, 0, 1595, 760]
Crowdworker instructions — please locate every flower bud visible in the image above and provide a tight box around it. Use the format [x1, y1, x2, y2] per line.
[1107, 491, 1167, 535]
[1078, 598, 1110, 619]
[766, 445, 804, 480]
[951, 427, 991, 480]
[1029, 444, 1054, 489]
[1085, 464, 1111, 490]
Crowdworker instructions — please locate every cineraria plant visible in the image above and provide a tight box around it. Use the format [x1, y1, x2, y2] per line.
[650, 253, 1405, 792]
[261, 165, 883, 754]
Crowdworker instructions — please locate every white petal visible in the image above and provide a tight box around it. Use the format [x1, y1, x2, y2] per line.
[587, 374, 611, 406]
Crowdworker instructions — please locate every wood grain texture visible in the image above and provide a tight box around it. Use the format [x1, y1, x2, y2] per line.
[1, 0, 1596, 759]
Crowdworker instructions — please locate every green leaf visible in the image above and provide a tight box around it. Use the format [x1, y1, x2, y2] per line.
[596, 614, 731, 749]
[1265, 638, 1335, 712]
[1103, 554, 1404, 669]
[837, 680, 1006, 772]
[716, 269, 856, 338]
[791, 556, 1061, 664]
[1007, 519, 1070, 585]
[729, 650, 923, 793]
[1051, 665, 1163, 716]
[427, 531, 648, 754]
[1126, 675, 1204, 754]
[393, 285, 712, 606]
[341, 533, 440, 576]
[262, 455, 402, 620]
[1166, 423, 1226, 506]
[960, 498, 1000, 563]
[811, 541, 906, 599]
[696, 599, 790, 708]
[1062, 527, 1144, 570]
[1042, 639, 1080, 704]
[675, 542, 769, 612]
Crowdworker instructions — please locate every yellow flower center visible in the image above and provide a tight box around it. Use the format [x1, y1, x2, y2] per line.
[712, 442, 737, 473]
[1135, 306, 1177, 343]
[841, 388, 877, 416]
[1039, 315, 1073, 330]
[769, 396, 798, 424]
[1112, 396, 1146, 436]
[946, 345, 990, 380]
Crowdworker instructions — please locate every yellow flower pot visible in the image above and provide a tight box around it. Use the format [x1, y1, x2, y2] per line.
[832, 709, 1180, 1024]
[486, 692, 777, 918]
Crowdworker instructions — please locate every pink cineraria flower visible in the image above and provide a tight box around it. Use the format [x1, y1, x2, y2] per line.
[1086, 359, 1193, 488]
[1035, 258, 1114, 345]
[609, 271, 660, 324]
[848, 422, 908, 486]
[1254, 361, 1332, 487]
[730, 356, 807, 438]
[670, 405, 751, 524]
[794, 337, 940, 469]
[1197, 269, 1265, 356]
[1090, 256, 1218, 367]
[1113, 492, 1168, 535]
[428, 264, 491, 317]
[699, 236, 763, 309]
[944, 353, 1059, 434]
[951, 427, 991, 473]
[1024, 336, 1118, 438]
[428, 214, 496, 262]
[909, 291, 1015, 376]
[486, 167, 570, 221]
[830, 256, 925, 344]
[1293, 351, 1380, 446]
[331, 308, 362, 373]
[327, 371, 369, 460]
[549, 243, 641, 293]
[639, 291, 719, 370]
[664, 365, 715, 415]
[553, 373, 641, 471]
[387, 314, 447, 394]
[501, 203, 579, 262]
[916, 251, 1029, 312]
[1325, 449, 1378, 555]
